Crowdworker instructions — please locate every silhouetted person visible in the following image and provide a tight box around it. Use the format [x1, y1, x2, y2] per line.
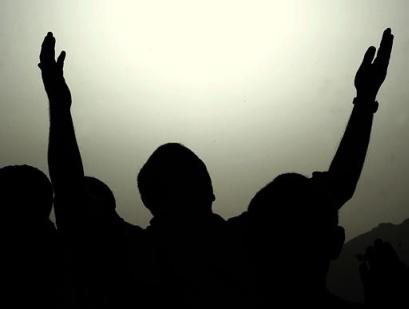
[0, 165, 60, 308]
[38, 26, 394, 308]
[39, 32, 250, 308]
[359, 239, 409, 307]
[247, 173, 354, 307]
[39, 33, 151, 309]
[245, 28, 394, 307]
[138, 143, 250, 308]
[136, 28, 394, 308]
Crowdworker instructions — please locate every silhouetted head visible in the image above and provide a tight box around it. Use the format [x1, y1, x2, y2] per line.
[248, 173, 345, 287]
[138, 143, 215, 219]
[0, 165, 53, 222]
[82, 176, 117, 224]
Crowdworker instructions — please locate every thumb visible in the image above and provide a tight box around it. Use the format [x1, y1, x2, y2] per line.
[359, 46, 376, 72]
[57, 51, 66, 71]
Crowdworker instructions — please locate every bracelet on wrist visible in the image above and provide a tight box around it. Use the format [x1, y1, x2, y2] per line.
[353, 97, 379, 113]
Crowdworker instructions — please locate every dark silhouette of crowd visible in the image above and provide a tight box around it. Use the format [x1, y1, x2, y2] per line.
[2, 28, 407, 308]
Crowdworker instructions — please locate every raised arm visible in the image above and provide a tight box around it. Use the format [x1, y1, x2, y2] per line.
[325, 28, 394, 208]
[39, 32, 84, 228]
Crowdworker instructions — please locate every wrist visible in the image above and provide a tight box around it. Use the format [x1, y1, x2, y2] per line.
[353, 97, 378, 114]
[356, 88, 378, 102]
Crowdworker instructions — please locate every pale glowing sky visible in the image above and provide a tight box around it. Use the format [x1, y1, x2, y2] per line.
[1, 0, 409, 239]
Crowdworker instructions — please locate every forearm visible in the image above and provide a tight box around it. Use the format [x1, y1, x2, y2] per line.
[48, 102, 84, 193]
[328, 96, 375, 206]
[39, 32, 86, 231]
[48, 102, 85, 230]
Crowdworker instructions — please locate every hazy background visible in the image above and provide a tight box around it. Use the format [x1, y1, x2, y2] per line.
[1, 0, 408, 240]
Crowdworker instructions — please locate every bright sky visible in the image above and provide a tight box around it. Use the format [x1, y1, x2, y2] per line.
[1, 0, 409, 239]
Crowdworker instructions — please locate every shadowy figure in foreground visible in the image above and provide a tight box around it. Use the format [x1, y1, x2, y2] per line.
[138, 143, 250, 308]
[134, 28, 394, 308]
[360, 239, 409, 307]
[0, 165, 59, 308]
[245, 28, 394, 307]
[39, 32, 250, 308]
[37, 27, 395, 308]
[39, 33, 151, 308]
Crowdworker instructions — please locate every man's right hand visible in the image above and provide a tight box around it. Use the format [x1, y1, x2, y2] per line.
[39, 32, 72, 108]
[354, 28, 394, 103]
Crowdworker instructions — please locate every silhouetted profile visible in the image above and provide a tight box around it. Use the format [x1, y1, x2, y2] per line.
[39, 32, 151, 308]
[0, 165, 60, 309]
[245, 28, 394, 308]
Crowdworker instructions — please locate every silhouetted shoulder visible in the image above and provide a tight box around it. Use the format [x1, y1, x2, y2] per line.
[227, 211, 250, 226]
[116, 217, 147, 245]
[120, 219, 145, 234]
[226, 211, 250, 237]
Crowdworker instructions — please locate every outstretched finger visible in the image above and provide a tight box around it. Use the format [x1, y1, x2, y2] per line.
[374, 28, 394, 70]
[39, 32, 56, 65]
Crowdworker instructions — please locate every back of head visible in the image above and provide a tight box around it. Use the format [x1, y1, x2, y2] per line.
[0, 165, 53, 222]
[82, 176, 117, 224]
[248, 173, 344, 289]
[0, 166, 57, 309]
[137, 143, 215, 219]
[249, 173, 339, 233]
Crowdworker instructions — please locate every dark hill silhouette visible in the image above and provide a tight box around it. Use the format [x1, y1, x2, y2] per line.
[328, 218, 409, 303]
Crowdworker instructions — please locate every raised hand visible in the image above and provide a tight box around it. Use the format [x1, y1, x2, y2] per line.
[39, 32, 71, 108]
[359, 239, 409, 307]
[355, 28, 394, 104]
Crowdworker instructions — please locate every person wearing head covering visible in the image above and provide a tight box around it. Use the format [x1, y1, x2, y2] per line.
[245, 29, 394, 308]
